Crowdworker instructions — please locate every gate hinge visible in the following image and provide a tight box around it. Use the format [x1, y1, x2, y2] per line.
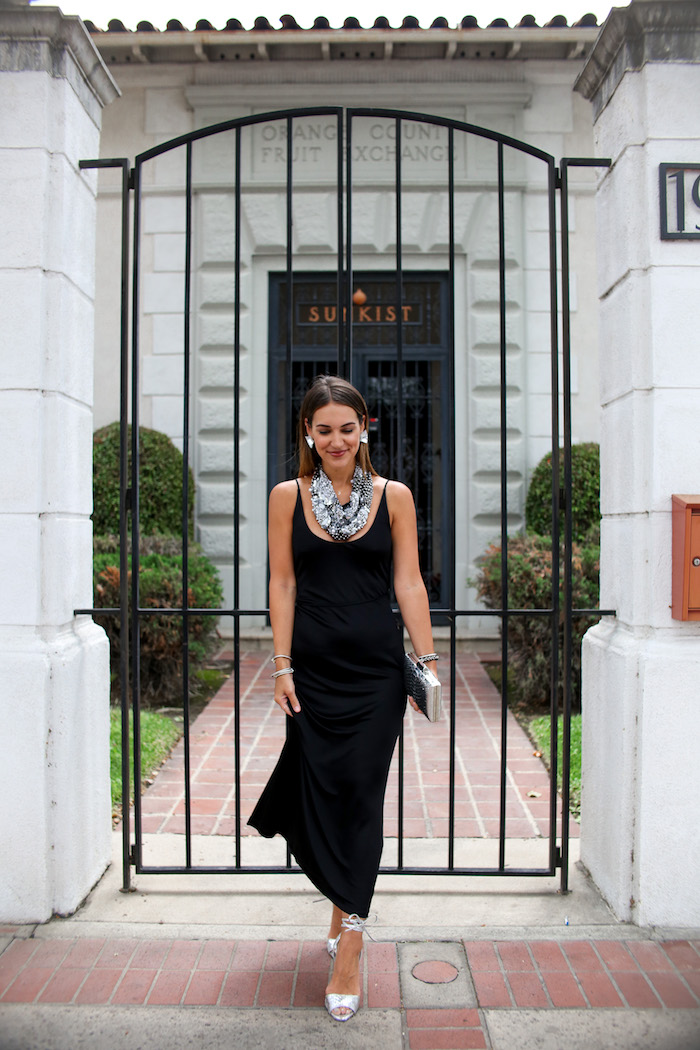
[554, 846, 563, 868]
[554, 167, 563, 190]
[128, 167, 136, 191]
[129, 844, 137, 866]
[558, 487, 566, 511]
[124, 487, 132, 512]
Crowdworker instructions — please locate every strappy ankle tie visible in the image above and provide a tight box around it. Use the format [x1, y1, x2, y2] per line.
[341, 913, 376, 938]
[328, 913, 376, 958]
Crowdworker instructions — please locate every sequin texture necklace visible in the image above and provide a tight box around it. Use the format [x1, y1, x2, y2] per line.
[310, 464, 374, 541]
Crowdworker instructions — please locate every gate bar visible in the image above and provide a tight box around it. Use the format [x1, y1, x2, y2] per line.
[78, 157, 133, 891]
[558, 156, 612, 892]
[447, 128, 457, 869]
[233, 126, 242, 867]
[284, 116, 294, 872]
[182, 141, 194, 868]
[130, 160, 144, 877]
[497, 141, 510, 872]
[336, 111, 344, 376]
[546, 157, 561, 884]
[345, 113, 353, 378]
[394, 117, 406, 869]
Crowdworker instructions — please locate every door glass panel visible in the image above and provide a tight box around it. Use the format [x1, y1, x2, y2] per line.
[364, 360, 444, 603]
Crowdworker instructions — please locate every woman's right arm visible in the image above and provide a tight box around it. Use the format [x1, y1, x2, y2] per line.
[268, 482, 301, 716]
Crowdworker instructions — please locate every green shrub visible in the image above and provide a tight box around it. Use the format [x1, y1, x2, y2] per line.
[94, 533, 190, 558]
[94, 544, 224, 707]
[525, 443, 600, 543]
[93, 423, 195, 538]
[472, 529, 600, 711]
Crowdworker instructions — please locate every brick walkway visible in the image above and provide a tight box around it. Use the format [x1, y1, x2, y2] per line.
[138, 650, 578, 844]
[0, 932, 697, 1044]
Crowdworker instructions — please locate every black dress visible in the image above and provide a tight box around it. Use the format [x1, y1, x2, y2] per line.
[248, 481, 406, 917]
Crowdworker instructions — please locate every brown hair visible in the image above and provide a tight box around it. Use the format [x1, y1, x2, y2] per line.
[297, 374, 376, 477]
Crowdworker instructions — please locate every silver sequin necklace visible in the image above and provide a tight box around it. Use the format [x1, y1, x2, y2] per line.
[310, 464, 374, 541]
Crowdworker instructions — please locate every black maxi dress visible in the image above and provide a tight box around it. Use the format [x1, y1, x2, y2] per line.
[248, 481, 406, 917]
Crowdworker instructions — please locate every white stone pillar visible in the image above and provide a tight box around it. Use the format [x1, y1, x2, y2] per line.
[575, 0, 700, 927]
[0, 6, 119, 921]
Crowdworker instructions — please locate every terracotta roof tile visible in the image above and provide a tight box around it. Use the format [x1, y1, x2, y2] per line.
[85, 13, 600, 34]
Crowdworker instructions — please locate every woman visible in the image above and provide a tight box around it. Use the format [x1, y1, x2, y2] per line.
[248, 374, 438, 1022]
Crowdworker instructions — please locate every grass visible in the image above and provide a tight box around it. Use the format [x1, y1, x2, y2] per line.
[109, 708, 182, 816]
[108, 664, 231, 818]
[528, 714, 582, 821]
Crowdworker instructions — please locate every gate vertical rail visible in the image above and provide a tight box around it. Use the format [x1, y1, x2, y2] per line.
[447, 127, 457, 870]
[497, 141, 510, 873]
[558, 156, 612, 891]
[233, 125, 243, 868]
[181, 141, 194, 869]
[78, 156, 133, 891]
[130, 159, 144, 878]
[547, 158, 562, 883]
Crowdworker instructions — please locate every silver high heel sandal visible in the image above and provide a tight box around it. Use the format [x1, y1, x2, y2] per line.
[324, 913, 369, 1023]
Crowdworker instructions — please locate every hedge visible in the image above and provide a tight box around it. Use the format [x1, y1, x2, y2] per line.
[525, 443, 600, 543]
[472, 528, 600, 711]
[93, 423, 195, 538]
[94, 541, 223, 707]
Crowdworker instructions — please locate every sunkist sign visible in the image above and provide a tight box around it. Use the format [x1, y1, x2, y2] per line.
[297, 288, 419, 325]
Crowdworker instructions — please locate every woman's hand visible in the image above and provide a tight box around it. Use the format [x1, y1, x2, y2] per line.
[407, 667, 440, 713]
[274, 673, 301, 717]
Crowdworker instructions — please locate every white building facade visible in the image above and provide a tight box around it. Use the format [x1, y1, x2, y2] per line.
[90, 20, 602, 631]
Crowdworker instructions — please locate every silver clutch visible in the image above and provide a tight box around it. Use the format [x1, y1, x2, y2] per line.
[404, 652, 442, 722]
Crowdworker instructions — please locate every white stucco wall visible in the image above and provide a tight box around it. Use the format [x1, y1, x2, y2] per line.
[92, 56, 599, 633]
[578, 13, 700, 926]
[0, 8, 118, 921]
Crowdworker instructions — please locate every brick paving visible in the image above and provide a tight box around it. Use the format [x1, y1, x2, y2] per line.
[0, 934, 697, 1045]
[136, 649, 578, 843]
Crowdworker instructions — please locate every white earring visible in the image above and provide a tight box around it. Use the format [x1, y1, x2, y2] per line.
[305, 435, 314, 449]
[360, 430, 369, 445]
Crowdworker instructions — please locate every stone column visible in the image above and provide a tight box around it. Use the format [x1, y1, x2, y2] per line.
[575, 0, 700, 926]
[0, 6, 119, 921]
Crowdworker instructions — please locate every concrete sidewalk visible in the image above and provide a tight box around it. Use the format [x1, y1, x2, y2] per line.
[1, 834, 698, 1050]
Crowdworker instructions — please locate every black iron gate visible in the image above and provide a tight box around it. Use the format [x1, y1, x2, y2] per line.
[80, 109, 610, 894]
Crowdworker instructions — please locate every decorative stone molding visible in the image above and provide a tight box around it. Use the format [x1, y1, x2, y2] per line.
[0, 5, 119, 118]
[575, 0, 700, 118]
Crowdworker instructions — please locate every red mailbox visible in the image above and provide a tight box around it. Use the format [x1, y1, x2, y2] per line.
[672, 495, 700, 621]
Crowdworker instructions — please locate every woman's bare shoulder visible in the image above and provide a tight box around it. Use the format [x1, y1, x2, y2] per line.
[269, 479, 299, 511]
[383, 478, 415, 505]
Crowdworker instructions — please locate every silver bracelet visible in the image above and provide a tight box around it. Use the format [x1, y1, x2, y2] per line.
[271, 667, 294, 679]
[418, 653, 439, 663]
[271, 654, 292, 663]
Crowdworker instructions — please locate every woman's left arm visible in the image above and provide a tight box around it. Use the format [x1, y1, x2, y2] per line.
[388, 481, 437, 669]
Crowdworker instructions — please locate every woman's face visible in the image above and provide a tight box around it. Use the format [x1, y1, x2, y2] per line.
[306, 402, 364, 472]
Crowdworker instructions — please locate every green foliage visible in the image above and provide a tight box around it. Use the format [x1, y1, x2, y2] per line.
[94, 533, 190, 558]
[93, 423, 195, 538]
[525, 443, 600, 543]
[529, 714, 582, 820]
[110, 708, 181, 812]
[472, 530, 600, 711]
[94, 545, 224, 707]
